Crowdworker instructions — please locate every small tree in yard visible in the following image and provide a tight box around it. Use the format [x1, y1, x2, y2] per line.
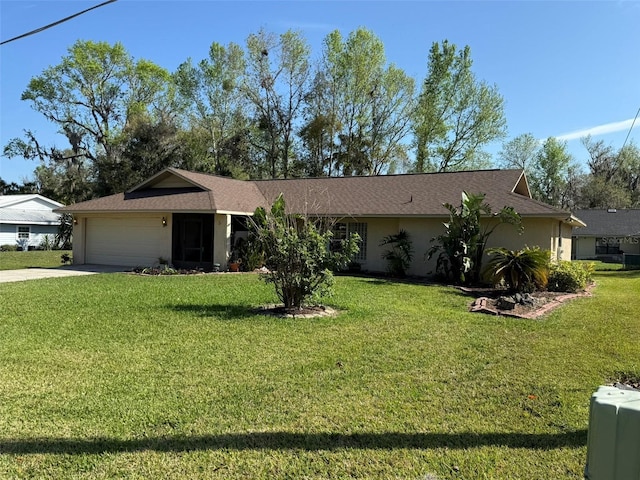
[427, 191, 522, 284]
[250, 195, 360, 310]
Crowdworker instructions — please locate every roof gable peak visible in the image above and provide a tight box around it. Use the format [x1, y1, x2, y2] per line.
[0, 194, 63, 209]
[512, 170, 532, 197]
[128, 168, 209, 192]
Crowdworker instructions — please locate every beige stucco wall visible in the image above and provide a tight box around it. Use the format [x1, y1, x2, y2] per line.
[356, 217, 447, 275]
[72, 211, 577, 272]
[71, 216, 86, 264]
[397, 217, 446, 275]
[559, 223, 573, 261]
[486, 217, 572, 261]
[214, 213, 232, 268]
[356, 216, 573, 276]
[348, 217, 399, 273]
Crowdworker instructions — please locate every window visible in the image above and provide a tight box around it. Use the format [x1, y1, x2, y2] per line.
[595, 237, 621, 255]
[331, 222, 367, 262]
[17, 226, 30, 240]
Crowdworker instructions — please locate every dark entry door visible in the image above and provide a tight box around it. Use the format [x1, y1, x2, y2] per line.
[172, 214, 214, 269]
[183, 219, 203, 262]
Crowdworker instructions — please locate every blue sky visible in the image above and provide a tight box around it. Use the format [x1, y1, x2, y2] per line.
[1, 0, 639, 184]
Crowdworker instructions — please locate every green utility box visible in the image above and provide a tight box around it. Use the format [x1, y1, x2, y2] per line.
[623, 253, 640, 270]
[585, 386, 640, 479]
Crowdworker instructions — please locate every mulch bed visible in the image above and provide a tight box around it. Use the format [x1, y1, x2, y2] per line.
[252, 304, 337, 319]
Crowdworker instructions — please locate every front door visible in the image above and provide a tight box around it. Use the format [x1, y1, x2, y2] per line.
[183, 218, 203, 262]
[172, 214, 214, 270]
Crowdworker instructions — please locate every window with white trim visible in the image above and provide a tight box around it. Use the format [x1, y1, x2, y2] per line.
[331, 222, 367, 262]
[17, 226, 30, 240]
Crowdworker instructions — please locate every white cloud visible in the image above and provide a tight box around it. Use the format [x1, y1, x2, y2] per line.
[556, 118, 639, 141]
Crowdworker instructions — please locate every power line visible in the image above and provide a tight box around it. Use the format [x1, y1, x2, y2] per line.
[0, 0, 118, 46]
[622, 106, 640, 149]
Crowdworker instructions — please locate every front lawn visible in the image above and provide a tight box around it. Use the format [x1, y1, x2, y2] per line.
[0, 250, 72, 271]
[0, 270, 638, 479]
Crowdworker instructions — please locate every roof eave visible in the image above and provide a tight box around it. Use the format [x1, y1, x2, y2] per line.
[566, 214, 587, 228]
[0, 220, 60, 225]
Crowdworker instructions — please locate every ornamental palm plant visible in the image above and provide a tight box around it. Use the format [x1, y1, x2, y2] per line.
[380, 229, 414, 277]
[485, 246, 550, 292]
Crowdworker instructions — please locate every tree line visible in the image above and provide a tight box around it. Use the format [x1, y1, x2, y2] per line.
[498, 134, 640, 209]
[2, 28, 638, 210]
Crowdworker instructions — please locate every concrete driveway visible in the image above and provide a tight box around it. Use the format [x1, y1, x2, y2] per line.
[0, 265, 129, 283]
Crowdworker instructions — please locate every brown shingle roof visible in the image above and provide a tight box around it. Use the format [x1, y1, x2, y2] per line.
[57, 168, 267, 214]
[255, 169, 567, 218]
[57, 168, 571, 219]
[168, 169, 268, 213]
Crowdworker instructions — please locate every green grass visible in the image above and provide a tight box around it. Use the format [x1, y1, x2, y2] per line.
[1, 271, 638, 479]
[0, 250, 72, 270]
[575, 259, 624, 271]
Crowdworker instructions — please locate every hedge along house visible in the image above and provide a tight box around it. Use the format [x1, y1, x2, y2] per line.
[57, 168, 584, 274]
[0, 194, 63, 250]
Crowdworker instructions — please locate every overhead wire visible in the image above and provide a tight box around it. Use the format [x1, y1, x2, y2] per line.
[0, 0, 118, 46]
[622, 106, 640, 149]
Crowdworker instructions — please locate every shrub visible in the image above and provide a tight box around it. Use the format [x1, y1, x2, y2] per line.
[1, 244, 18, 252]
[39, 234, 54, 251]
[235, 237, 264, 272]
[380, 230, 413, 277]
[548, 261, 594, 293]
[485, 246, 550, 292]
[249, 194, 360, 309]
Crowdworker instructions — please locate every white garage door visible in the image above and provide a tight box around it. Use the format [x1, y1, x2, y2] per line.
[85, 216, 166, 266]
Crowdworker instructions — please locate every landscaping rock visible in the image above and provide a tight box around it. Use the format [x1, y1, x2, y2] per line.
[497, 296, 517, 310]
[521, 293, 536, 306]
[469, 297, 498, 315]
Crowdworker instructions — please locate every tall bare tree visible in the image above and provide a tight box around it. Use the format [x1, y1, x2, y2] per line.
[413, 40, 506, 172]
[243, 29, 311, 178]
[498, 133, 540, 171]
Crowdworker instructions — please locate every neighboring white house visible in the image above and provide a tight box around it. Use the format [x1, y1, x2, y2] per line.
[0, 195, 63, 249]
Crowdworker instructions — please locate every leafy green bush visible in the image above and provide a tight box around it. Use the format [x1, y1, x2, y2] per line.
[485, 246, 550, 292]
[548, 261, 594, 292]
[235, 236, 264, 272]
[380, 230, 413, 277]
[1, 244, 18, 252]
[249, 194, 360, 309]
